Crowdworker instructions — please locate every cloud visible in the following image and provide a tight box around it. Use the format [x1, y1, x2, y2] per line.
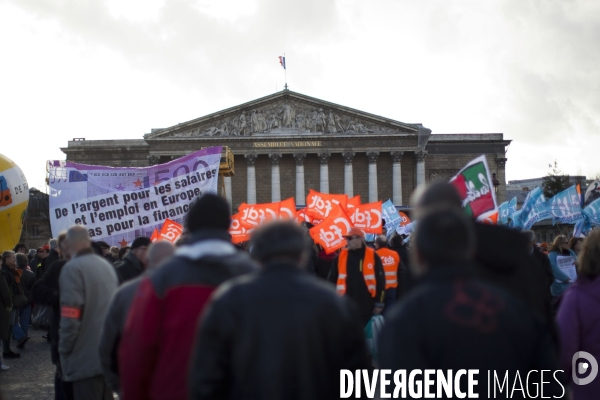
[3, 0, 600, 189]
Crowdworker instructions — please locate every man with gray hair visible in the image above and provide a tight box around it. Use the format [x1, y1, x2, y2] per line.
[99, 240, 175, 395]
[59, 225, 118, 400]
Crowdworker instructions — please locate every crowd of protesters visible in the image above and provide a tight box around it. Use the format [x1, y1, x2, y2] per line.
[0, 185, 599, 399]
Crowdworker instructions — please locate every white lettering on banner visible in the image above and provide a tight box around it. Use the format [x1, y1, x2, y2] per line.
[49, 149, 221, 245]
[241, 207, 277, 227]
[462, 173, 491, 208]
[319, 217, 351, 248]
[350, 208, 382, 229]
[308, 195, 340, 218]
[160, 224, 182, 242]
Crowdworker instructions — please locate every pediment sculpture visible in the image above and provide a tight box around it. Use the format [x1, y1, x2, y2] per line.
[166, 100, 405, 138]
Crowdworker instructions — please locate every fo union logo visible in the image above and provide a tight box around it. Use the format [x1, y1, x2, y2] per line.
[573, 351, 598, 385]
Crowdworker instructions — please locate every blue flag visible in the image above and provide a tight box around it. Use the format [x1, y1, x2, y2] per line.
[547, 185, 584, 224]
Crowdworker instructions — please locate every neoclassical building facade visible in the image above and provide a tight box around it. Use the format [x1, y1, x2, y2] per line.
[61, 90, 510, 211]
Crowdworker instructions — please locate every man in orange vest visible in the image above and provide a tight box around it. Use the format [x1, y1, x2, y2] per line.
[328, 227, 386, 328]
[374, 235, 401, 312]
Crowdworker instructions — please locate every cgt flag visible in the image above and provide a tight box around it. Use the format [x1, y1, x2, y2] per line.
[309, 206, 353, 254]
[238, 202, 281, 229]
[305, 189, 349, 220]
[349, 201, 383, 234]
[229, 212, 251, 244]
[450, 155, 498, 222]
[158, 219, 183, 244]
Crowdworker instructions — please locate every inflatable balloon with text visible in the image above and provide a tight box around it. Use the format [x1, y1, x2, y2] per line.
[0, 154, 29, 251]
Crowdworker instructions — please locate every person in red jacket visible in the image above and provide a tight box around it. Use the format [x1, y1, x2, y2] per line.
[118, 194, 258, 400]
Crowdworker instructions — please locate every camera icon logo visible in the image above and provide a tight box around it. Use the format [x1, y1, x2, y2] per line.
[572, 351, 598, 386]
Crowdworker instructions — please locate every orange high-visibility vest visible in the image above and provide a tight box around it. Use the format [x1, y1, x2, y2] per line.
[376, 248, 400, 289]
[336, 247, 377, 297]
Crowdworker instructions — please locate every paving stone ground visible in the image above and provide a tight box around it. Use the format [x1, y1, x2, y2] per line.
[0, 332, 55, 400]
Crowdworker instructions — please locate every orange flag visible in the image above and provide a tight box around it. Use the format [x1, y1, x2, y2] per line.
[399, 211, 411, 227]
[279, 197, 297, 220]
[309, 206, 353, 254]
[229, 212, 251, 244]
[159, 218, 183, 244]
[238, 202, 281, 229]
[349, 201, 383, 234]
[296, 208, 311, 223]
[150, 228, 159, 242]
[305, 189, 348, 220]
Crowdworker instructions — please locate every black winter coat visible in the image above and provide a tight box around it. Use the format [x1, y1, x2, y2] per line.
[379, 264, 565, 398]
[189, 262, 369, 400]
[32, 260, 67, 365]
[115, 252, 144, 284]
[328, 245, 386, 328]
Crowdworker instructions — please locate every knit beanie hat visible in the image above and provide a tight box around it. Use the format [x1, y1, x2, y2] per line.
[186, 193, 231, 232]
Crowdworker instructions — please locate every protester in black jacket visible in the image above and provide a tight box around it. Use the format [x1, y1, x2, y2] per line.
[328, 228, 386, 328]
[379, 208, 565, 398]
[115, 237, 150, 284]
[189, 221, 369, 400]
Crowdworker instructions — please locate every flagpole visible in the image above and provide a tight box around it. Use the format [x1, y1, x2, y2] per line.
[284, 52, 287, 90]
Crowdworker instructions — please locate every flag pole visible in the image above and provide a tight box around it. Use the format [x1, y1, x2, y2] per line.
[284, 52, 287, 90]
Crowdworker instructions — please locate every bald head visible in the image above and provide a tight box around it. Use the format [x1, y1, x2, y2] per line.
[66, 225, 91, 257]
[411, 182, 462, 221]
[147, 241, 175, 270]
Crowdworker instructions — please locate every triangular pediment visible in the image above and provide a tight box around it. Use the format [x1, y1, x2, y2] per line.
[144, 90, 429, 140]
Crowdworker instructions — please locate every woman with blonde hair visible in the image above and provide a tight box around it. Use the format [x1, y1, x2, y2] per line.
[548, 235, 577, 298]
[557, 230, 600, 398]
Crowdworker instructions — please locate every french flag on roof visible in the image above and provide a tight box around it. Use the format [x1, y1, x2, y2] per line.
[278, 56, 286, 70]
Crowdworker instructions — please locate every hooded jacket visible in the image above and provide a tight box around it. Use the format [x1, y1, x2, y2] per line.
[119, 229, 258, 400]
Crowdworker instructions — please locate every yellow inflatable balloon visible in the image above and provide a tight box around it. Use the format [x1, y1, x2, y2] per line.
[0, 154, 29, 251]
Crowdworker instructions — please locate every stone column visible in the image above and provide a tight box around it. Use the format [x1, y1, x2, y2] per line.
[391, 151, 404, 206]
[224, 176, 232, 212]
[293, 153, 306, 205]
[342, 152, 355, 197]
[367, 151, 379, 202]
[416, 150, 427, 186]
[318, 152, 331, 193]
[496, 157, 508, 204]
[245, 153, 257, 204]
[269, 153, 282, 202]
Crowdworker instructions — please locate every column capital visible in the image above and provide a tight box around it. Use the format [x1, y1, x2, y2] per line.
[245, 153, 258, 166]
[293, 153, 306, 166]
[366, 151, 379, 164]
[148, 155, 160, 166]
[390, 151, 404, 163]
[342, 152, 355, 164]
[318, 152, 331, 165]
[269, 153, 282, 165]
[496, 157, 508, 168]
[416, 150, 428, 163]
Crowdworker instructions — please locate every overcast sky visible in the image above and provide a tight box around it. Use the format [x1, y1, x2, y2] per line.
[2, 0, 598, 191]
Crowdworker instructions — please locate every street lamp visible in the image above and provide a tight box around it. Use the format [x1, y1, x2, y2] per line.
[491, 172, 500, 194]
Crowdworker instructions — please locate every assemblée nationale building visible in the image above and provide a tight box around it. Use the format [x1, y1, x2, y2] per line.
[60, 89, 510, 211]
